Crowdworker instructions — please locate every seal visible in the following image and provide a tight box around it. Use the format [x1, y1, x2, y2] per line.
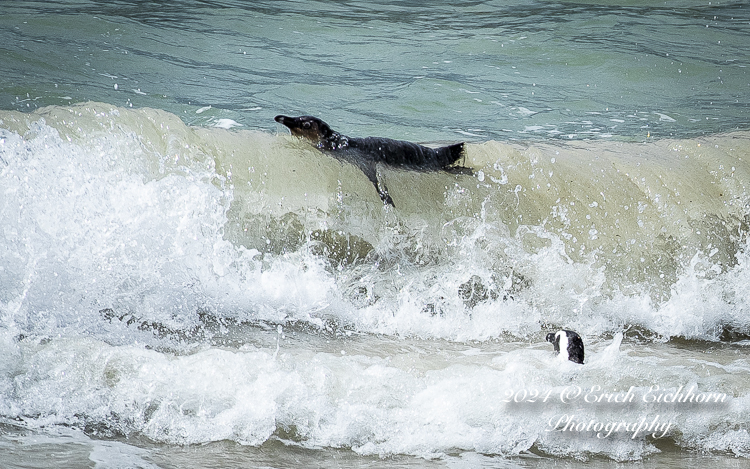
[546, 330, 585, 364]
[274, 115, 469, 206]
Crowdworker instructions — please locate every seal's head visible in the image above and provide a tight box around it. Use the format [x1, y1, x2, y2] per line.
[275, 115, 334, 146]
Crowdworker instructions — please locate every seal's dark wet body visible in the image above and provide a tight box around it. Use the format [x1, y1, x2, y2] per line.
[344, 137, 464, 170]
[274, 115, 468, 206]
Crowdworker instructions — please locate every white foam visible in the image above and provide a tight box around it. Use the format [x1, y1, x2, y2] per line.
[516, 107, 538, 116]
[89, 440, 161, 469]
[213, 118, 242, 129]
[654, 112, 677, 122]
[2, 110, 750, 461]
[4, 116, 750, 345]
[0, 118, 334, 339]
[4, 329, 746, 460]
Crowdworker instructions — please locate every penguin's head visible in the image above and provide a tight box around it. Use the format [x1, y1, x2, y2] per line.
[274, 115, 334, 146]
[546, 330, 584, 364]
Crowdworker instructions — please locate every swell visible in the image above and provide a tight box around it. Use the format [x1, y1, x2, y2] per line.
[221, 115, 750, 303]
[4, 104, 750, 461]
[2, 103, 750, 343]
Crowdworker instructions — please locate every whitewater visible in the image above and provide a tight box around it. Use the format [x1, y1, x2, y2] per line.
[2, 103, 750, 467]
[2, 1, 750, 467]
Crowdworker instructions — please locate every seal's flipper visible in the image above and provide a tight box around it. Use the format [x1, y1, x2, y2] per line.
[358, 161, 395, 207]
[378, 184, 395, 207]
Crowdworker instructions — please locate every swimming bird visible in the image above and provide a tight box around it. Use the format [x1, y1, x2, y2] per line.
[546, 330, 585, 364]
[274, 115, 469, 206]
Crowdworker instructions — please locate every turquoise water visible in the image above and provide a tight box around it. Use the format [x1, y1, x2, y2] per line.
[2, 1, 750, 467]
[2, 1, 748, 140]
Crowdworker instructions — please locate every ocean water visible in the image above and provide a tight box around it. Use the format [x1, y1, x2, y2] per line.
[2, 1, 750, 467]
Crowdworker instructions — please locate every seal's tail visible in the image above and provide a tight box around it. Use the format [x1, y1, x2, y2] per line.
[440, 142, 465, 165]
[438, 142, 472, 175]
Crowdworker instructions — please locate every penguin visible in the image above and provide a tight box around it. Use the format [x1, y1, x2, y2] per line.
[546, 330, 585, 364]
